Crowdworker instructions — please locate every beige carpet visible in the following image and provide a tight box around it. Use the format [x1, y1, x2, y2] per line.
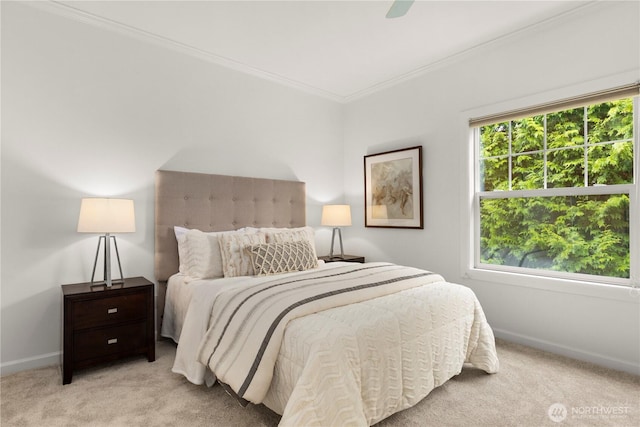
[1, 339, 638, 426]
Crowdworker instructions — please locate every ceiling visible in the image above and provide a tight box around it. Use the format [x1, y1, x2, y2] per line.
[53, 0, 591, 102]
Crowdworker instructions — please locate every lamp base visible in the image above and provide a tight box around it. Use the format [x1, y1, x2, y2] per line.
[90, 234, 124, 287]
[329, 227, 344, 259]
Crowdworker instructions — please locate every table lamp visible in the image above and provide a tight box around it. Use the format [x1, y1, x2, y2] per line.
[321, 204, 352, 259]
[77, 198, 135, 287]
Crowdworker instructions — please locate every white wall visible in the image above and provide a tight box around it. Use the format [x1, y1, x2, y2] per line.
[2, 1, 639, 376]
[343, 1, 640, 374]
[0, 2, 344, 373]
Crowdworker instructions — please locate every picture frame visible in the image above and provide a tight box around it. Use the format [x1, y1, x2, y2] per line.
[364, 146, 423, 229]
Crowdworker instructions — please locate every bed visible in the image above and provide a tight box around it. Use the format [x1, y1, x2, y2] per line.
[155, 170, 499, 426]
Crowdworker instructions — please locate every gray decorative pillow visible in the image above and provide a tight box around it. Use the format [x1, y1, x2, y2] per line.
[248, 241, 318, 276]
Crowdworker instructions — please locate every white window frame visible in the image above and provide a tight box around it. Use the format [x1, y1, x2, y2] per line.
[461, 77, 640, 302]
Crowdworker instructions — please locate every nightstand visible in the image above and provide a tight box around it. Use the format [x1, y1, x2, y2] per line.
[62, 277, 155, 384]
[319, 255, 365, 263]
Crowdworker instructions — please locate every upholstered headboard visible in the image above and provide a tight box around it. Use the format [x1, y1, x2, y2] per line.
[154, 170, 306, 333]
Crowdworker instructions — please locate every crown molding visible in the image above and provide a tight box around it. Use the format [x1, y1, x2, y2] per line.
[27, 0, 599, 105]
[342, 1, 599, 103]
[28, 1, 345, 103]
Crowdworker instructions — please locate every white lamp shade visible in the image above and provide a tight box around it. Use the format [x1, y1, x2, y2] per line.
[321, 205, 352, 227]
[77, 198, 136, 233]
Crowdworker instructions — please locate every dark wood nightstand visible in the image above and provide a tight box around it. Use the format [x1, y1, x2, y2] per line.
[62, 277, 155, 384]
[319, 255, 365, 263]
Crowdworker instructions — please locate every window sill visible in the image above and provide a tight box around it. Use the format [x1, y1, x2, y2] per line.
[463, 267, 639, 303]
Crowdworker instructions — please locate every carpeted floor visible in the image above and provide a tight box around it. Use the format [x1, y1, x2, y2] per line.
[1, 339, 638, 426]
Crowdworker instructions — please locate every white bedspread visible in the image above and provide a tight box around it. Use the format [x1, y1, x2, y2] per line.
[167, 262, 499, 426]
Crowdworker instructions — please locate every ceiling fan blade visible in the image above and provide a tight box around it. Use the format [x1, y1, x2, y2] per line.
[386, 0, 415, 19]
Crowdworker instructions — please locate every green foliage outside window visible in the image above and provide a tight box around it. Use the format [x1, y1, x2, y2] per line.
[478, 98, 634, 278]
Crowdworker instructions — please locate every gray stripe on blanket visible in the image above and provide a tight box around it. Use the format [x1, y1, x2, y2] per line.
[237, 271, 435, 397]
[209, 264, 391, 357]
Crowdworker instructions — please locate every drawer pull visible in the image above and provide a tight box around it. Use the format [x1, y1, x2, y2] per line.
[107, 308, 118, 314]
[107, 338, 118, 345]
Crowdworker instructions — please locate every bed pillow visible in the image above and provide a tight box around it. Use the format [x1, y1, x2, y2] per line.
[218, 231, 266, 277]
[175, 227, 260, 280]
[261, 226, 319, 265]
[248, 241, 318, 276]
[174, 226, 190, 274]
[179, 229, 226, 279]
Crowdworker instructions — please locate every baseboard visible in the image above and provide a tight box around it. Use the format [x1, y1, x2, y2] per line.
[3, 327, 162, 377]
[3, 329, 637, 377]
[1, 351, 61, 376]
[493, 328, 640, 376]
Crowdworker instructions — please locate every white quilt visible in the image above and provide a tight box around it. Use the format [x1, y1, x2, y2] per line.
[168, 262, 499, 426]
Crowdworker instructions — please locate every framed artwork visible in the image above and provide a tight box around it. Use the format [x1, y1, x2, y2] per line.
[364, 145, 423, 229]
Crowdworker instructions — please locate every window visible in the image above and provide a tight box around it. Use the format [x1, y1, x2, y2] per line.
[470, 84, 639, 284]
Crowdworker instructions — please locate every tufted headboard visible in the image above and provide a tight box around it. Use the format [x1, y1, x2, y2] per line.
[154, 170, 306, 333]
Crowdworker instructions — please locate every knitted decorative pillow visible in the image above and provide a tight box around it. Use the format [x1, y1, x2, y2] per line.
[218, 231, 266, 277]
[248, 241, 318, 276]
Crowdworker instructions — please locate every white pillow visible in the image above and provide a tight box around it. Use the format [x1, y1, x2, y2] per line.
[174, 226, 190, 274]
[218, 231, 266, 277]
[174, 227, 260, 280]
[181, 229, 225, 279]
[261, 226, 319, 266]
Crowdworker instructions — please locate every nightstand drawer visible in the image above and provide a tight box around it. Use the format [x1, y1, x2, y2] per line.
[73, 293, 146, 329]
[74, 321, 147, 361]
